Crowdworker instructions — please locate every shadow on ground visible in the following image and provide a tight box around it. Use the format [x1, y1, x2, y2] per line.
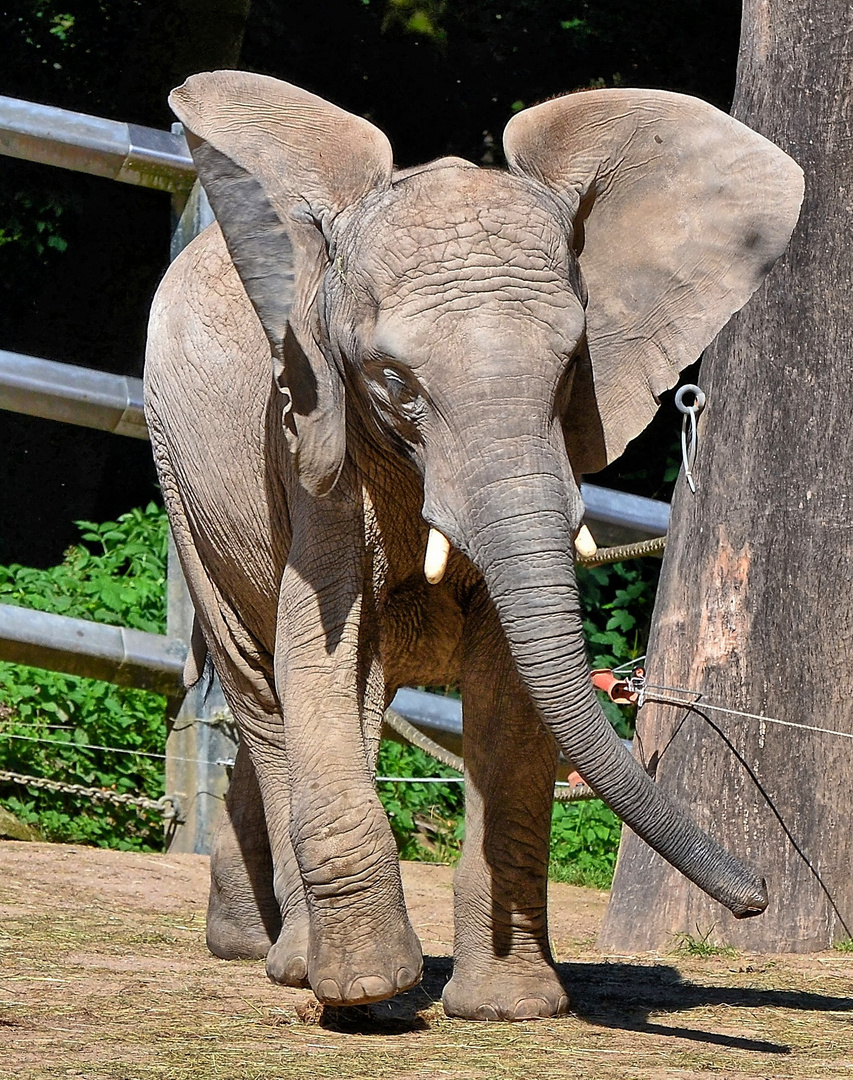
[316, 954, 853, 1054]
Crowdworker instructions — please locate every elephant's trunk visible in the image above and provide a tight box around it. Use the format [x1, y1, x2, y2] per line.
[433, 447, 767, 918]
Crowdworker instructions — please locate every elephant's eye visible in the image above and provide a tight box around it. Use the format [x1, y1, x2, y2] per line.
[382, 367, 419, 409]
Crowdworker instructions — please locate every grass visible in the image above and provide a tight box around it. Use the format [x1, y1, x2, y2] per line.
[672, 925, 738, 958]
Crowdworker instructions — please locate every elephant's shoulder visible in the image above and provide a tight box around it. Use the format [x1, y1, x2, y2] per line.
[154, 223, 260, 343]
[168, 223, 235, 289]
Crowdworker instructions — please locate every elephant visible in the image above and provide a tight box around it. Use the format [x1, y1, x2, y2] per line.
[144, 71, 803, 1020]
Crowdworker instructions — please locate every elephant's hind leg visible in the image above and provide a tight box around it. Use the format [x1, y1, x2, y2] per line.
[206, 737, 283, 961]
[198, 665, 311, 984]
[443, 588, 568, 1021]
[200, 684, 312, 984]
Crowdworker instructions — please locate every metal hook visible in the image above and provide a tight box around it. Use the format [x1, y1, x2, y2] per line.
[675, 383, 706, 494]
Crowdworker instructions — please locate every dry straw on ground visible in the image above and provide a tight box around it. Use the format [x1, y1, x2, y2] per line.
[1, 842, 851, 1079]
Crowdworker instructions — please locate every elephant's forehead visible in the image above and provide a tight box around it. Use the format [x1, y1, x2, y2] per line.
[347, 167, 575, 302]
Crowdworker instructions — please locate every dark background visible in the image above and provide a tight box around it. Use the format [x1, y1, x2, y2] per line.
[0, 0, 741, 566]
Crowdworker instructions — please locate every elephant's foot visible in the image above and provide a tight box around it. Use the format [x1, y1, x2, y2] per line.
[206, 895, 282, 961]
[308, 919, 424, 1005]
[442, 960, 569, 1021]
[265, 915, 311, 988]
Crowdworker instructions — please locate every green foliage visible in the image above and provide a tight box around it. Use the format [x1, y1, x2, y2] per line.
[833, 938, 853, 954]
[0, 504, 168, 632]
[578, 559, 659, 671]
[672, 925, 737, 958]
[577, 557, 660, 738]
[548, 799, 623, 889]
[0, 191, 68, 259]
[377, 740, 464, 861]
[0, 504, 169, 850]
[383, 0, 447, 41]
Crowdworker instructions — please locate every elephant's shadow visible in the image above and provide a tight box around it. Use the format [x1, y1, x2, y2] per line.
[317, 956, 853, 1052]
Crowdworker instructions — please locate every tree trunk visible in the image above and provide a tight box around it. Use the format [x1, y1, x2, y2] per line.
[600, 0, 853, 953]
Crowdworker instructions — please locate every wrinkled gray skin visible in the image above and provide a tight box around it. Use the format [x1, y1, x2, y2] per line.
[145, 73, 804, 1019]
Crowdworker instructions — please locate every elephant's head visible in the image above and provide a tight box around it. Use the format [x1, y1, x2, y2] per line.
[170, 72, 803, 918]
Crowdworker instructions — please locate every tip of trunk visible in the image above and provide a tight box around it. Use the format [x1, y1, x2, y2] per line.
[730, 878, 769, 918]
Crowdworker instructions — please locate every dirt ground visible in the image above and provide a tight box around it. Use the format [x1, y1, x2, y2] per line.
[1, 842, 851, 1080]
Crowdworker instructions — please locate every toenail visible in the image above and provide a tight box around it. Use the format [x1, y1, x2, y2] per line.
[314, 978, 343, 1003]
[350, 975, 393, 1001]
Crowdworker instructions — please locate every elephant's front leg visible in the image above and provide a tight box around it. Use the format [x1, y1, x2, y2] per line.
[271, 505, 422, 1006]
[443, 588, 568, 1021]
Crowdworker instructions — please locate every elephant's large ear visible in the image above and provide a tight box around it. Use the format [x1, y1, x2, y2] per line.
[504, 89, 804, 473]
[170, 71, 394, 495]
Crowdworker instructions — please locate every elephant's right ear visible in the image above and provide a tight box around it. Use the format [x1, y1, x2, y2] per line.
[170, 71, 394, 496]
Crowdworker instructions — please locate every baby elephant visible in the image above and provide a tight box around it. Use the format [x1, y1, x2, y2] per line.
[145, 71, 802, 1019]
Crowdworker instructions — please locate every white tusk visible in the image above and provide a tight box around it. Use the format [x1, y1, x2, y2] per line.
[574, 524, 598, 558]
[424, 528, 451, 585]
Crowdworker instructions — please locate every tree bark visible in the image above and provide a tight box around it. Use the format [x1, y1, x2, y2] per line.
[600, 0, 853, 952]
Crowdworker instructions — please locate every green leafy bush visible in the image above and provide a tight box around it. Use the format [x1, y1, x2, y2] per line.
[578, 558, 660, 672]
[0, 504, 169, 850]
[377, 739, 464, 862]
[577, 557, 660, 738]
[548, 799, 623, 889]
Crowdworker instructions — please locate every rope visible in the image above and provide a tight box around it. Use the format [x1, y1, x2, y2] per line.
[0, 768, 177, 818]
[383, 706, 597, 801]
[577, 535, 666, 567]
[383, 707, 464, 773]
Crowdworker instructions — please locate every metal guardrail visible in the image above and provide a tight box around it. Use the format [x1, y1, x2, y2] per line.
[0, 605, 184, 696]
[0, 350, 147, 438]
[390, 686, 463, 756]
[0, 95, 194, 193]
[581, 483, 670, 543]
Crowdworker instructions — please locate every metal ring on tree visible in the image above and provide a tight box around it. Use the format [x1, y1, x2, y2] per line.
[675, 383, 706, 493]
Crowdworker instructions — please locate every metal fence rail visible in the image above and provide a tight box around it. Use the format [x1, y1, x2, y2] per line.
[0, 605, 184, 696]
[0, 349, 147, 438]
[0, 94, 194, 193]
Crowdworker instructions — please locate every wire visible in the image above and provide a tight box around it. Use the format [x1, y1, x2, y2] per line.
[644, 687, 853, 742]
[0, 730, 168, 759]
[377, 776, 463, 783]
